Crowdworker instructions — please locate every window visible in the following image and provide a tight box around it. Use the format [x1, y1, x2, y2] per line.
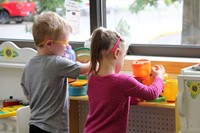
[104, 0, 200, 57]
[106, 0, 182, 45]
[0, 0, 90, 42]
[0, 0, 200, 58]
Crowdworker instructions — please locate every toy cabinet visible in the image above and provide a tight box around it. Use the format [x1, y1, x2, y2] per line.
[69, 96, 177, 133]
[0, 41, 36, 133]
[177, 65, 200, 133]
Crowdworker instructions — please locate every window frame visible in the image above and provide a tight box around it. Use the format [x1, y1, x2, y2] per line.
[0, 0, 200, 58]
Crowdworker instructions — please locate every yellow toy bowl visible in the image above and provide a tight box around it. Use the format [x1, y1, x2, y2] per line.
[69, 79, 88, 87]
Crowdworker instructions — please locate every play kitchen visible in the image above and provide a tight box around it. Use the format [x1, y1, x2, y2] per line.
[0, 41, 36, 133]
[0, 41, 193, 133]
[69, 58, 180, 133]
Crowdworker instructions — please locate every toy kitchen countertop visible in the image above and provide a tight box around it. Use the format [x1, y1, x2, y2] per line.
[0, 105, 24, 119]
[69, 95, 175, 109]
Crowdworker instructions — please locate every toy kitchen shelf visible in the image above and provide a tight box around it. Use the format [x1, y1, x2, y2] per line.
[69, 95, 178, 133]
[0, 62, 25, 68]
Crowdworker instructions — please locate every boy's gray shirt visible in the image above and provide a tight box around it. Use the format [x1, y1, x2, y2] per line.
[21, 55, 81, 133]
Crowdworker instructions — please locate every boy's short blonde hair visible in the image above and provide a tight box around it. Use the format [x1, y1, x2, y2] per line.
[32, 11, 72, 47]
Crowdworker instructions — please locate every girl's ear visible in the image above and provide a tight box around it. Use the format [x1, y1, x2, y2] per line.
[113, 48, 120, 59]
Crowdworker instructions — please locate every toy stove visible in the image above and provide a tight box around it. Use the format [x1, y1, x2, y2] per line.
[177, 64, 200, 133]
[0, 41, 36, 133]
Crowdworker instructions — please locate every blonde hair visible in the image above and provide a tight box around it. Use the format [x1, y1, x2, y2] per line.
[32, 11, 72, 47]
[89, 27, 125, 74]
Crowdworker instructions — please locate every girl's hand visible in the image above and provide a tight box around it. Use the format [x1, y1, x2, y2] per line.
[151, 65, 165, 80]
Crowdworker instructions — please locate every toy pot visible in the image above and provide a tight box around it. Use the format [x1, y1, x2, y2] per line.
[132, 59, 151, 78]
[132, 59, 151, 85]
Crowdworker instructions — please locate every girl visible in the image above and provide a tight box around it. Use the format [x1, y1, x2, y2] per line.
[83, 27, 165, 133]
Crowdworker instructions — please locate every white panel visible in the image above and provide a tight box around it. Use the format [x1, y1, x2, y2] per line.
[0, 117, 16, 133]
[0, 68, 26, 102]
[0, 41, 36, 102]
[178, 74, 200, 133]
[16, 106, 30, 133]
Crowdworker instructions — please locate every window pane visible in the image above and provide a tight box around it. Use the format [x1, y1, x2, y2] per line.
[0, 0, 90, 42]
[106, 0, 183, 45]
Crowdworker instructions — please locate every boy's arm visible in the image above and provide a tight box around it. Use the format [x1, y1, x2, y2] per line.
[77, 61, 90, 75]
[20, 82, 30, 101]
[25, 96, 30, 101]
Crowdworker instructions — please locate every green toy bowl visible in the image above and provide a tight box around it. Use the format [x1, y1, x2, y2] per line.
[74, 47, 90, 63]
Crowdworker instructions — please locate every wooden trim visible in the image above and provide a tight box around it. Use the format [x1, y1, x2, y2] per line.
[69, 100, 79, 133]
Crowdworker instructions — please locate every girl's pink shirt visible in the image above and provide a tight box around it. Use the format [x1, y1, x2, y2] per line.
[84, 73, 164, 133]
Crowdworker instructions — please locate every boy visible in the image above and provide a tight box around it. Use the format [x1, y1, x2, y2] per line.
[21, 11, 90, 133]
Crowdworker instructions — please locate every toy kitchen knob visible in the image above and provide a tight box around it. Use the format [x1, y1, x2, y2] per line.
[0, 122, 7, 130]
[7, 124, 16, 131]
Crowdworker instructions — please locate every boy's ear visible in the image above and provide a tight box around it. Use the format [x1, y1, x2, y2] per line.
[45, 40, 52, 47]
